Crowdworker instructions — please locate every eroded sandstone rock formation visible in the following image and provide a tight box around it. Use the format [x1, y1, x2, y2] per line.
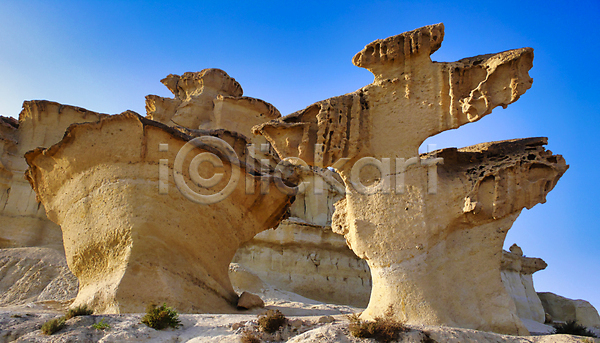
[254, 23, 568, 335]
[501, 244, 548, 323]
[25, 113, 293, 314]
[232, 167, 372, 307]
[0, 101, 106, 250]
[146, 71, 374, 307]
[333, 138, 566, 335]
[146, 69, 280, 166]
[538, 292, 600, 328]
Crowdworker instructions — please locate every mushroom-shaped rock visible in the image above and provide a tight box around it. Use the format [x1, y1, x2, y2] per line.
[253, 24, 566, 335]
[501, 245, 548, 323]
[146, 69, 282, 169]
[25, 112, 293, 314]
[146, 69, 280, 136]
[330, 138, 566, 335]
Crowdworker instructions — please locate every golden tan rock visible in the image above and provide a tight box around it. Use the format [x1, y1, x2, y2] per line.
[147, 69, 281, 169]
[233, 218, 372, 307]
[501, 245, 547, 323]
[146, 69, 243, 129]
[147, 72, 371, 306]
[253, 24, 567, 335]
[237, 291, 264, 309]
[331, 139, 566, 335]
[146, 69, 371, 307]
[0, 101, 106, 250]
[538, 292, 600, 328]
[25, 112, 292, 314]
[254, 23, 534, 166]
[146, 69, 280, 135]
[233, 166, 372, 307]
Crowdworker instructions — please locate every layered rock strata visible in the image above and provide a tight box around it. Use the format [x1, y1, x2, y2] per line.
[0, 101, 106, 250]
[232, 158, 372, 307]
[254, 23, 568, 335]
[501, 244, 547, 323]
[25, 113, 293, 314]
[233, 217, 372, 307]
[0, 247, 78, 307]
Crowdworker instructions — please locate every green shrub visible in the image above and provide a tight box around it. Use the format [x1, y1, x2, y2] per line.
[348, 312, 407, 343]
[257, 309, 286, 333]
[240, 329, 261, 343]
[64, 304, 93, 320]
[141, 303, 182, 330]
[553, 320, 598, 338]
[92, 318, 111, 330]
[41, 317, 66, 335]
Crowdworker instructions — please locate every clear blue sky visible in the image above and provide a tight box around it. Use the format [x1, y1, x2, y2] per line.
[1, 1, 598, 311]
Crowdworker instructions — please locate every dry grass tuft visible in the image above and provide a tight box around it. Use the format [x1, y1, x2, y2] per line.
[257, 309, 287, 333]
[240, 329, 261, 343]
[64, 304, 93, 320]
[348, 309, 408, 343]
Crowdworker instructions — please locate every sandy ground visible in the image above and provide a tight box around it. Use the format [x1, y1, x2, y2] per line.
[1, 287, 598, 343]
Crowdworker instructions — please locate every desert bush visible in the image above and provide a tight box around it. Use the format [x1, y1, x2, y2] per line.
[348, 311, 408, 343]
[92, 318, 111, 330]
[41, 317, 66, 335]
[240, 329, 261, 343]
[141, 303, 182, 330]
[257, 309, 287, 333]
[64, 304, 93, 320]
[553, 320, 598, 338]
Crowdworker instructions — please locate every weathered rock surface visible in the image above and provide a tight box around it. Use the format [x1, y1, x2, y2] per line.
[538, 292, 600, 328]
[146, 72, 375, 308]
[501, 244, 548, 323]
[24, 112, 293, 314]
[254, 23, 568, 335]
[237, 291, 264, 309]
[0, 101, 106, 250]
[254, 23, 534, 166]
[233, 218, 372, 307]
[0, 247, 77, 307]
[232, 165, 373, 307]
[333, 138, 566, 335]
[147, 69, 283, 175]
[146, 69, 243, 129]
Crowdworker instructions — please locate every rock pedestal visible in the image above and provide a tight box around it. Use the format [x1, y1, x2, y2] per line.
[254, 23, 568, 335]
[501, 244, 547, 323]
[333, 139, 566, 335]
[25, 113, 292, 314]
